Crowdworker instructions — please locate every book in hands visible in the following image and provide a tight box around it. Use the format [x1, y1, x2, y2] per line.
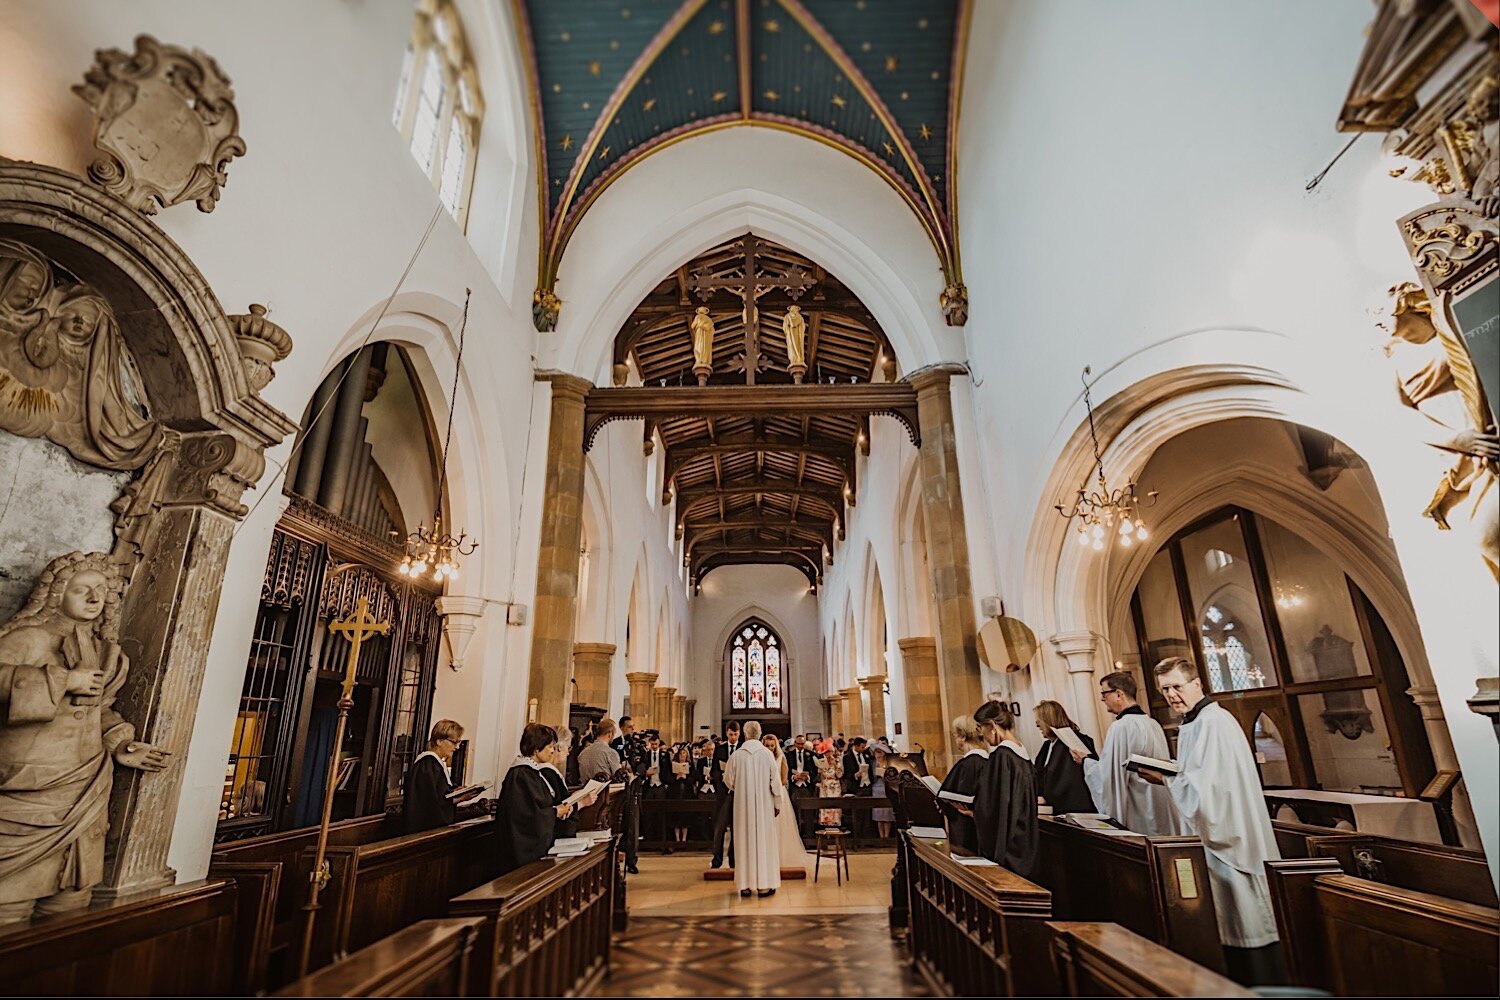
[1052, 726, 1091, 758]
[445, 780, 492, 801]
[563, 778, 606, 807]
[1125, 753, 1180, 776]
[937, 790, 975, 805]
[918, 775, 942, 795]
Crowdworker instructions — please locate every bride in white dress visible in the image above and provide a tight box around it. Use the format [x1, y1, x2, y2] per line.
[762, 735, 813, 870]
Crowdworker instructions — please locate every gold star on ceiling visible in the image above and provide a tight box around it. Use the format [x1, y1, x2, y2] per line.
[831, 94, 847, 108]
[764, 89, 780, 101]
[917, 18, 929, 29]
[881, 140, 894, 156]
[885, 55, 899, 73]
[599, 145, 611, 160]
[712, 91, 728, 102]
[643, 97, 657, 111]
[560, 134, 574, 151]
[588, 59, 602, 76]
[765, 18, 780, 32]
[708, 19, 725, 35]
[918, 123, 932, 140]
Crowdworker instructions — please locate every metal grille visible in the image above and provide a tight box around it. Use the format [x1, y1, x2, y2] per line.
[220, 603, 296, 823]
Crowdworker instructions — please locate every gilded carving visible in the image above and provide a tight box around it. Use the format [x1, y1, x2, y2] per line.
[690, 306, 715, 384]
[1402, 213, 1494, 281]
[532, 287, 562, 332]
[0, 240, 163, 471]
[72, 35, 246, 215]
[940, 282, 968, 327]
[783, 305, 807, 382]
[0, 552, 170, 924]
[1379, 282, 1498, 579]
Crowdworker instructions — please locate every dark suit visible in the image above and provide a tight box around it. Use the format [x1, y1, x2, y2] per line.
[709, 737, 742, 866]
[1034, 733, 1098, 815]
[842, 748, 876, 834]
[641, 747, 669, 841]
[785, 746, 819, 836]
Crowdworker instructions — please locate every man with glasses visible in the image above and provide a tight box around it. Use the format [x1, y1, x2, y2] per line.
[1071, 670, 1177, 835]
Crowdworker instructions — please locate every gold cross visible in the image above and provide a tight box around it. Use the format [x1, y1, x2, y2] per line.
[327, 598, 390, 701]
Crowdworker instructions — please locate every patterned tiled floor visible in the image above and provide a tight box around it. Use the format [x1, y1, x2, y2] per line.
[602, 913, 929, 997]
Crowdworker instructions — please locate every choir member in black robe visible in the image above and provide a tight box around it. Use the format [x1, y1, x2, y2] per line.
[971, 700, 1039, 877]
[1032, 700, 1098, 815]
[495, 723, 596, 874]
[938, 715, 990, 854]
[403, 719, 485, 834]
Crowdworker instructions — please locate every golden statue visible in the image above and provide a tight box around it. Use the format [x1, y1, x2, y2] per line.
[1380, 282, 1498, 579]
[690, 306, 715, 384]
[783, 305, 807, 372]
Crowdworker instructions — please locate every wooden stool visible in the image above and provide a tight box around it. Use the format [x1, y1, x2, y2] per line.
[813, 828, 851, 885]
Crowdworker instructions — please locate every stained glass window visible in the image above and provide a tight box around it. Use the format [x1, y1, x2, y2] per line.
[728, 620, 784, 711]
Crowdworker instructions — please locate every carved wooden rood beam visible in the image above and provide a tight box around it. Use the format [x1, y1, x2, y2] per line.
[682, 518, 834, 549]
[693, 551, 823, 587]
[582, 383, 920, 449]
[684, 234, 817, 384]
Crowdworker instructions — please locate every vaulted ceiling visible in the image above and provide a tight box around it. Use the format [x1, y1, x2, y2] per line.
[514, 0, 970, 316]
[613, 233, 898, 589]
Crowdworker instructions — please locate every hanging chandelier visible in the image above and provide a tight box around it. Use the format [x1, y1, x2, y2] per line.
[1055, 366, 1158, 552]
[398, 289, 478, 581]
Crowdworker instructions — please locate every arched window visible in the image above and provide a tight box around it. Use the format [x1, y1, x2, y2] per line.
[726, 619, 785, 713]
[391, 0, 483, 226]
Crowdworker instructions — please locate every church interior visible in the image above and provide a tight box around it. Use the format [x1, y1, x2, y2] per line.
[0, 0, 1496, 996]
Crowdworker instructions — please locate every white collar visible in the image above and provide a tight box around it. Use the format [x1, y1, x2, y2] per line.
[415, 749, 452, 780]
[1000, 739, 1031, 761]
[962, 746, 990, 760]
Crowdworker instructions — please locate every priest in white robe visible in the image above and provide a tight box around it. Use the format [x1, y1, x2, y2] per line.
[724, 721, 783, 897]
[1076, 670, 1178, 835]
[1147, 657, 1285, 986]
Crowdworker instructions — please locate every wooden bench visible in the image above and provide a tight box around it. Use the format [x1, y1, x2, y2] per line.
[301, 816, 499, 971]
[448, 837, 617, 997]
[1048, 922, 1256, 998]
[271, 917, 484, 997]
[1305, 833, 1496, 907]
[903, 832, 1053, 997]
[886, 770, 942, 930]
[209, 813, 395, 990]
[1034, 817, 1224, 974]
[0, 880, 237, 996]
[1267, 860, 1500, 994]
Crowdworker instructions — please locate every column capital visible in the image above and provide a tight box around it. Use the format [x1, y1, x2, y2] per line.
[1405, 683, 1449, 720]
[573, 641, 617, 657]
[858, 674, 888, 691]
[657, 685, 678, 698]
[625, 671, 659, 685]
[905, 362, 968, 395]
[435, 594, 489, 618]
[896, 635, 938, 656]
[672, 693, 688, 704]
[840, 685, 862, 698]
[1049, 629, 1104, 670]
[536, 369, 594, 402]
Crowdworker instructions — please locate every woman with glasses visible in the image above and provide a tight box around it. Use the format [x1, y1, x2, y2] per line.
[402, 718, 487, 833]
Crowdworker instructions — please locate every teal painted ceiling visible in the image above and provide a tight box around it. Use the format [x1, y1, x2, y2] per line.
[515, 0, 968, 297]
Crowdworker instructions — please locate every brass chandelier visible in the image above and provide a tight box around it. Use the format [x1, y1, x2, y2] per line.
[1056, 366, 1158, 551]
[398, 289, 478, 581]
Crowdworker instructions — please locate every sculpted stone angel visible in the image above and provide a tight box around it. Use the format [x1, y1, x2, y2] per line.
[0, 552, 170, 924]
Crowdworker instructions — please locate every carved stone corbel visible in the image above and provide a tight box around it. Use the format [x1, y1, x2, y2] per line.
[940, 283, 969, 327]
[435, 594, 488, 671]
[228, 304, 293, 392]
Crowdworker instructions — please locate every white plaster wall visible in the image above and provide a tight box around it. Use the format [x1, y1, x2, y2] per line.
[687, 564, 822, 737]
[0, 0, 545, 881]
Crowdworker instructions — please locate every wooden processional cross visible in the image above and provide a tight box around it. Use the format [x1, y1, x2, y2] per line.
[299, 597, 391, 976]
[687, 233, 815, 384]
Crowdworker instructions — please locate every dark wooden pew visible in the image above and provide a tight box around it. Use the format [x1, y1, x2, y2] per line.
[903, 832, 1053, 997]
[208, 813, 396, 990]
[0, 880, 237, 996]
[1267, 859, 1500, 994]
[887, 770, 943, 930]
[1271, 817, 1353, 858]
[302, 815, 499, 971]
[448, 836, 617, 997]
[271, 917, 484, 997]
[1048, 922, 1256, 998]
[1307, 833, 1496, 907]
[1034, 817, 1224, 974]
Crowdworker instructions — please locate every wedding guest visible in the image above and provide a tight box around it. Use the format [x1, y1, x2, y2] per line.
[784, 733, 820, 837]
[402, 719, 487, 833]
[816, 746, 844, 829]
[1032, 700, 1097, 814]
[495, 723, 595, 875]
[939, 715, 989, 853]
[709, 722, 743, 869]
[668, 744, 694, 846]
[869, 740, 896, 838]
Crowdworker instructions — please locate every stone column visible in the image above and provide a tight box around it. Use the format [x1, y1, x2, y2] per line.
[859, 674, 888, 741]
[526, 373, 594, 728]
[571, 642, 616, 709]
[909, 366, 984, 738]
[842, 685, 865, 736]
[1050, 629, 1106, 736]
[822, 696, 841, 737]
[898, 636, 947, 774]
[626, 671, 658, 729]
[684, 698, 697, 740]
[315, 344, 373, 513]
[673, 694, 688, 744]
[1408, 684, 1481, 844]
[653, 686, 676, 739]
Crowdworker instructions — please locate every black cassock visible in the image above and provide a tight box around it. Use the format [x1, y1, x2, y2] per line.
[495, 763, 564, 874]
[540, 766, 579, 838]
[1034, 733, 1097, 815]
[973, 746, 1039, 877]
[402, 752, 456, 834]
[938, 752, 989, 854]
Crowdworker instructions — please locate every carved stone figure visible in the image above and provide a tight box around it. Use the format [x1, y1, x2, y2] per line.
[1448, 74, 1499, 215]
[783, 305, 807, 377]
[532, 287, 561, 332]
[72, 35, 246, 215]
[1380, 282, 1499, 579]
[0, 240, 162, 470]
[940, 282, 968, 326]
[691, 306, 716, 384]
[0, 552, 170, 924]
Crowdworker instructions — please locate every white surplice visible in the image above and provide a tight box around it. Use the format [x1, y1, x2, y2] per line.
[1082, 709, 1179, 836]
[1166, 700, 1281, 948]
[725, 739, 784, 891]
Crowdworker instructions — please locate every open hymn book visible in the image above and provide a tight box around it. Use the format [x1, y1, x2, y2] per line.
[1124, 753, 1180, 777]
[563, 778, 606, 807]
